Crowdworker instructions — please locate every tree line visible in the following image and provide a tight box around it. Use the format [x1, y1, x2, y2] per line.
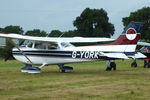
[0, 7, 150, 59]
[1, 7, 150, 38]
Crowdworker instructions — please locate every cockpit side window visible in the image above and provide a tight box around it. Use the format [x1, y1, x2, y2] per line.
[34, 42, 46, 49]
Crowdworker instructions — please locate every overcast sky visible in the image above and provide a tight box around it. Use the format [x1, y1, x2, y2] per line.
[0, 0, 150, 38]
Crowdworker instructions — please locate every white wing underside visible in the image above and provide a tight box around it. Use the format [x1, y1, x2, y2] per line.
[102, 52, 146, 59]
[101, 52, 129, 59]
[129, 52, 146, 59]
[0, 33, 115, 43]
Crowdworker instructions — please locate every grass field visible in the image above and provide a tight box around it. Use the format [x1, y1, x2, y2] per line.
[0, 59, 150, 100]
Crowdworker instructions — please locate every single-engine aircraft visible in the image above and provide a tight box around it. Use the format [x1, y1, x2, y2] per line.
[0, 22, 146, 73]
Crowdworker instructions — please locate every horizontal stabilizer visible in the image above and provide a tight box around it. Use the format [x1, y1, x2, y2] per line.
[130, 52, 147, 59]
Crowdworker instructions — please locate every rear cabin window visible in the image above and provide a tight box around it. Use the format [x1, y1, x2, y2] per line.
[48, 44, 58, 49]
[34, 42, 46, 49]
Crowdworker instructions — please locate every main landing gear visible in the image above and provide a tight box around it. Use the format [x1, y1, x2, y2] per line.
[131, 60, 137, 67]
[58, 64, 73, 73]
[106, 60, 116, 71]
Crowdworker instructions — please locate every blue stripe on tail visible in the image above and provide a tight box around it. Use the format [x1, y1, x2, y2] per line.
[122, 22, 144, 34]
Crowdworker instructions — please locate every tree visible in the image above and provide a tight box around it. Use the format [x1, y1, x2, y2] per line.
[48, 30, 62, 37]
[2, 25, 24, 34]
[122, 7, 150, 40]
[25, 29, 47, 37]
[73, 8, 114, 37]
[1, 25, 24, 60]
[0, 28, 3, 32]
[62, 30, 77, 37]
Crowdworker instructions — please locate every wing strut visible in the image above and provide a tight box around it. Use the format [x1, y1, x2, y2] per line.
[8, 39, 33, 64]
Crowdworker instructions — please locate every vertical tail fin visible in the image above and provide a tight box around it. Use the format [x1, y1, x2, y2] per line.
[102, 22, 144, 53]
[111, 22, 143, 45]
[122, 22, 144, 34]
[111, 22, 144, 45]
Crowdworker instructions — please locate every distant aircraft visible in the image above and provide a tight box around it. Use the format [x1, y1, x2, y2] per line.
[138, 42, 150, 58]
[0, 22, 146, 73]
[131, 42, 150, 68]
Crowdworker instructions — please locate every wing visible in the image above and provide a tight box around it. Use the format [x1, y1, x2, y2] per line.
[101, 52, 129, 59]
[132, 52, 146, 59]
[0, 33, 115, 43]
[137, 42, 150, 46]
[101, 52, 146, 59]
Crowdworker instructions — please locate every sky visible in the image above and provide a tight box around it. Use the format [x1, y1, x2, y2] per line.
[0, 0, 150, 39]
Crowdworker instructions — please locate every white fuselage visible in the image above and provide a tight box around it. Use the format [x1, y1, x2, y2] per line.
[12, 43, 136, 65]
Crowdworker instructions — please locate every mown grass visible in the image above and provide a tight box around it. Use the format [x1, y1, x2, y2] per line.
[0, 59, 150, 100]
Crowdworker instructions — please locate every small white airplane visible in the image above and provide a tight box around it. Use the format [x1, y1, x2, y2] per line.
[131, 41, 150, 67]
[0, 22, 146, 73]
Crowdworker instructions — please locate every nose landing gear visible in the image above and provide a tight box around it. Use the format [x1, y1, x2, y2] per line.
[21, 64, 47, 74]
[21, 64, 41, 74]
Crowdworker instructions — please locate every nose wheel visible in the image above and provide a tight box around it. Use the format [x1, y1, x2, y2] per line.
[21, 64, 41, 74]
[21, 64, 47, 74]
[21, 66, 41, 74]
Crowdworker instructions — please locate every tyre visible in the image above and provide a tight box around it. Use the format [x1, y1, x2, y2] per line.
[144, 61, 148, 68]
[110, 62, 116, 70]
[148, 61, 150, 68]
[131, 61, 137, 67]
[106, 67, 112, 71]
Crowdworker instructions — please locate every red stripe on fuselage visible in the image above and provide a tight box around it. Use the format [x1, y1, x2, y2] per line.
[96, 33, 140, 46]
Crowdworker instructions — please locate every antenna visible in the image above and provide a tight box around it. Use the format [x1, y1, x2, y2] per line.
[46, 31, 50, 37]
[59, 32, 65, 38]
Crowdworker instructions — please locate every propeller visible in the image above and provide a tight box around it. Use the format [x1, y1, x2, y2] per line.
[4, 40, 25, 62]
[4, 51, 12, 62]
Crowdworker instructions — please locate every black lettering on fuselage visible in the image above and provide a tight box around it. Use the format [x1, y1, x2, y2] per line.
[89, 51, 94, 58]
[72, 51, 102, 59]
[72, 51, 77, 58]
[80, 51, 85, 58]
[94, 51, 99, 59]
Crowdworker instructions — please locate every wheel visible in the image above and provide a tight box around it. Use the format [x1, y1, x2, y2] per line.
[131, 61, 137, 67]
[106, 60, 112, 71]
[113, 65, 116, 70]
[144, 60, 148, 68]
[60, 69, 65, 72]
[60, 66, 73, 73]
[110, 62, 116, 70]
[106, 60, 116, 71]
[106, 67, 112, 71]
[148, 61, 150, 68]
[21, 66, 41, 74]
